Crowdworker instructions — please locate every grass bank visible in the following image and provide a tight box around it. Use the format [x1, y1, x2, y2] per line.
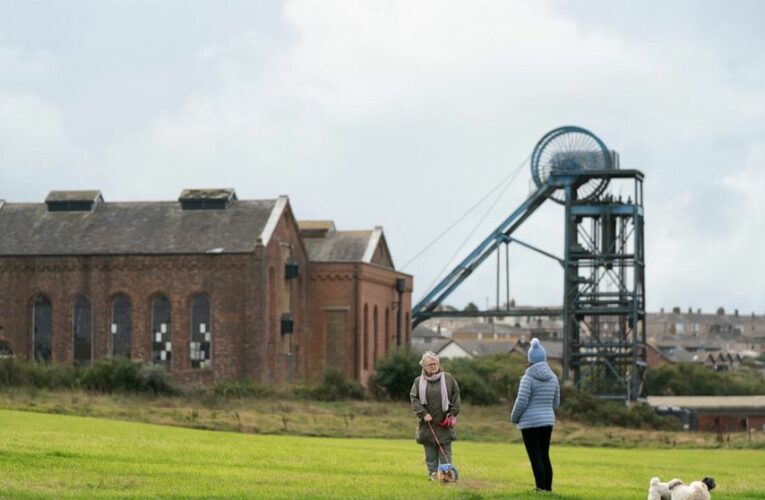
[0, 387, 762, 449]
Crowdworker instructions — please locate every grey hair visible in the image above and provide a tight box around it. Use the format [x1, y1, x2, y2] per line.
[419, 351, 440, 366]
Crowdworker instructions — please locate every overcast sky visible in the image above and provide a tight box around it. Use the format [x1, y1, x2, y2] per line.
[1, 1, 763, 315]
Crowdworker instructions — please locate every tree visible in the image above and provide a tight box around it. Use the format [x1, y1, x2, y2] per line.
[368, 349, 421, 400]
[464, 302, 479, 312]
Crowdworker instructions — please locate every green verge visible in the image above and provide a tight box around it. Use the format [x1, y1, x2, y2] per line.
[1, 409, 764, 499]
[0, 388, 763, 449]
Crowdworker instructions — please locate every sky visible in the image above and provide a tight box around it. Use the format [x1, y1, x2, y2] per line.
[1, 0, 763, 315]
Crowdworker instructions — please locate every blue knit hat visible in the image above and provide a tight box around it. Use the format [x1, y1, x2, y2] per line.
[528, 338, 546, 364]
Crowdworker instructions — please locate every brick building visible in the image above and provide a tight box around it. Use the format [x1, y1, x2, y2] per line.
[0, 190, 411, 386]
[299, 221, 412, 384]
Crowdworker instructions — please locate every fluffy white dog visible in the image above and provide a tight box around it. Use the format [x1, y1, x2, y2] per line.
[647, 477, 674, 500]
[669, 477, 716, 500]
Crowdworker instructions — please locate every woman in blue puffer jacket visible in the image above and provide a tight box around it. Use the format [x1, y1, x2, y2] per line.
[510, 338, 560, 492]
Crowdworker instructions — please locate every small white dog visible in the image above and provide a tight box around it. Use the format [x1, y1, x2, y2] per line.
[647, 477, 674, 500]
[668, 477, 715, 500]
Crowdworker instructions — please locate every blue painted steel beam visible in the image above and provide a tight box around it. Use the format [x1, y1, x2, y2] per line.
[411, 182, 556, 325]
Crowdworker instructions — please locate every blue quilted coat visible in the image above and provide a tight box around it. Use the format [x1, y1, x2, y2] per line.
[510, 361, 560, 429]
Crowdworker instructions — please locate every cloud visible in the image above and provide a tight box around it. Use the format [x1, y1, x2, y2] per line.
[0, 1, 763, 313]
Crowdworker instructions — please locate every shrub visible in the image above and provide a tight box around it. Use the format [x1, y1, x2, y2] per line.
[0, 358, 78, 389]
[79, 358, 176, 395]
[368, 348, 421, 400]
[646, 363, 765, 396]
[214, 380, 275, 398]
[443, 353, 529, 405]
[297, 368, 365, 401]
[0, 358, 31, 387]
[558, 386, 680, 430]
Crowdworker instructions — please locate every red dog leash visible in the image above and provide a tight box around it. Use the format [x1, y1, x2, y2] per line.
[426, 421, 451, 464]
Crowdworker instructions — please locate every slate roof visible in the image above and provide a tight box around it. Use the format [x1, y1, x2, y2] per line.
[302, 230, 374, 262]
[0, 198, 278, 255]
[647, 396, 765, 410]
[512, 340, 563, 360]
[458, 339, 518, 357]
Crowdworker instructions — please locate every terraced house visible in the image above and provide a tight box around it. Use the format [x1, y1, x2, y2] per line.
[0, 189, 411, 386]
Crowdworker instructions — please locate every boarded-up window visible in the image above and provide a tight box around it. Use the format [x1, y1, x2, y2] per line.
[325, 310, 349, 378]
[190, 295, 211, 369]
[111, 295, 132, 358]
[73, 295, 92, 366]
[151, 295, 172, 366]
[32, 295, 52, 362]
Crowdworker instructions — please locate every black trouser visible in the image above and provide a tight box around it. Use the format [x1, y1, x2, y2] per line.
[521, 426, 553, 491]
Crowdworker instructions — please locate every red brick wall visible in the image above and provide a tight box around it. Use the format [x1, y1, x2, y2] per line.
[0, 254, 256, 381]
[308, 262, 412, 386]
[0, 203, 311, 385]
[0, 203, 409, 388]
[696, 413, 765, 432]
[260, 203, 310, 384]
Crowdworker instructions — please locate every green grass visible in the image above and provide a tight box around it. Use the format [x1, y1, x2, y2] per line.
[3, 388, 764, 449]
[1, 409, 764, 499]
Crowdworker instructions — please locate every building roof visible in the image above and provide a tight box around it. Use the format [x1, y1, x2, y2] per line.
[512, 340, 563, 360]
[458, 339, 518, 357]
[452, 322, 518, 335]
[302, 226, 393, 267]
[297, 220, 336, 239]
[303, 230, 372, 261]
[410, 339, 451, 355]
[412, 325, 446, 339]
[0, 194, 280, 255]
[647, 396, 765, 411]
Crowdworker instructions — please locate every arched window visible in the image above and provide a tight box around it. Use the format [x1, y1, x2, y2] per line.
[384, 307, 390, 354]
[151, 295, 171, 366]
[73, 295, 92, 366]
[363, 304, 369, 370]
[373, 305, 379, 365]
[111, 295, 132, 358]
[405, 312, 411, 345]
[190, 294, 211, 369]
[0, 340, 15, 358]
[32, 295, 52, 362]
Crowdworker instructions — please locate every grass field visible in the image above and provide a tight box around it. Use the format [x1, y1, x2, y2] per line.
[1, 409, 764, 499]
[2, 388, 763, 449]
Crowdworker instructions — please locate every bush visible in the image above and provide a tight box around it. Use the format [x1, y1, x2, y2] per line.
[0, 358, 32, 387]
[297, 369, 365, 401]
[558, 386, 680, 430]
[79, 358, 176, 395]
[214, 380, 275, 398]
[647, 363, 765, 396]
[0, 358, 78, 389]
[368, 348, 421, 400]
[443, 353, 529, 405]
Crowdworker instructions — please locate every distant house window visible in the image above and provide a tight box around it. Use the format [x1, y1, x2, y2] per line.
[32, 295, 52, 362]
[73, 295, 92, 367]
[190, 295, 211, 369]
[151, 295, 172, 366]
[111, 295, 132, 358]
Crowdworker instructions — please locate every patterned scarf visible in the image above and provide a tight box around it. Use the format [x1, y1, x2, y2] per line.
[418, 370, 449, 413]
